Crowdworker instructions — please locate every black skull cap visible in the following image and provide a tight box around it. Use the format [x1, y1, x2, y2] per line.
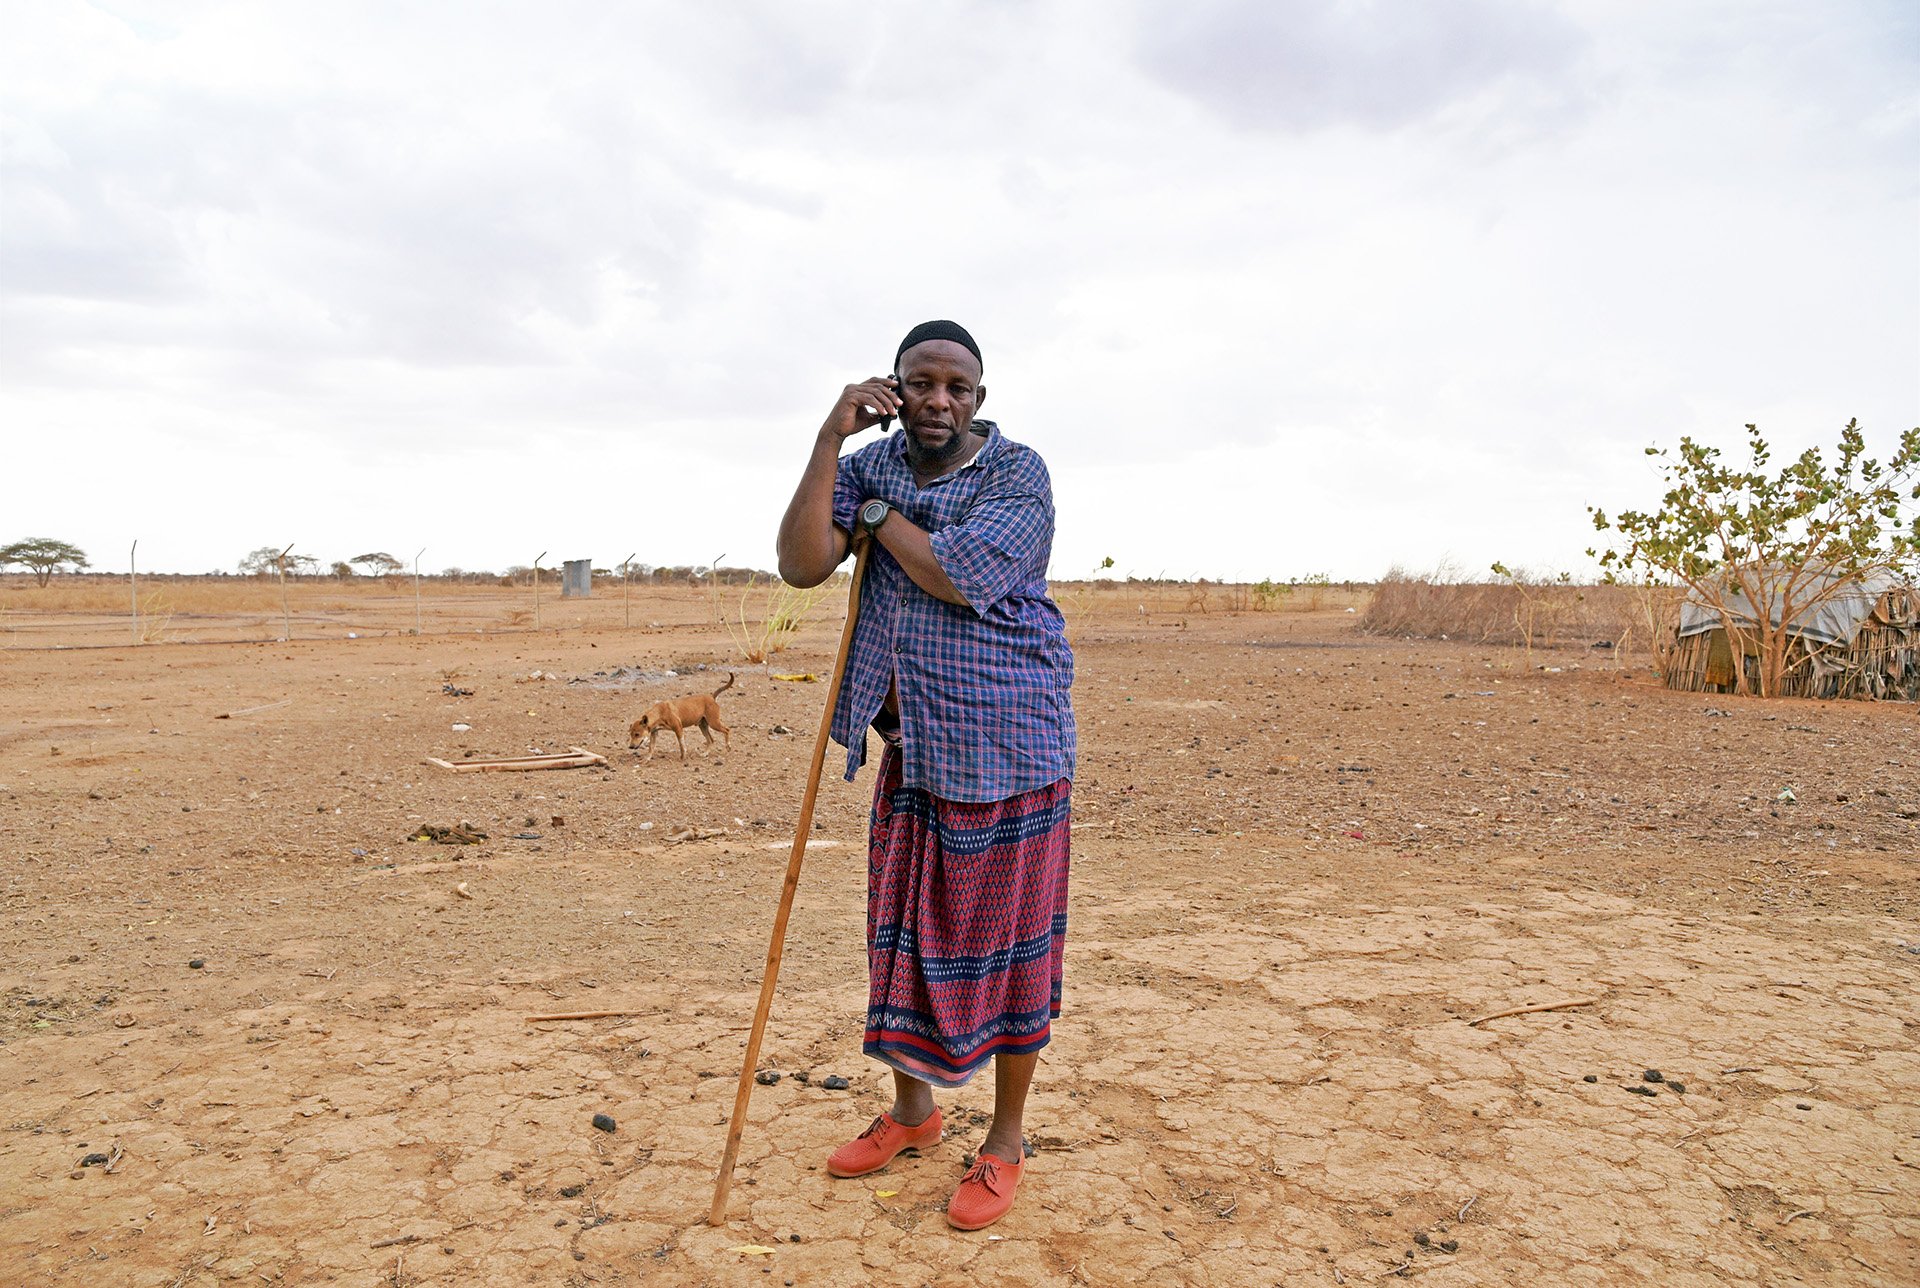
[894, 320, 982, 375]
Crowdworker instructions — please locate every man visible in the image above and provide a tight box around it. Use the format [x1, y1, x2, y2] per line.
[776, 320, 1075, 1231]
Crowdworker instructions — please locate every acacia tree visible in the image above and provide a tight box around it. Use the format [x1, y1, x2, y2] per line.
[0, 537, 91, 587]
[1590, 419, 1920, 697]
[351, 551, 403, 577]
[239, 546, 284, 576]
[238, 547, 315, 577]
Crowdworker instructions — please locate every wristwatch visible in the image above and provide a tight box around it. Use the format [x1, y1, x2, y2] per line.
[859, 498, 892, 535]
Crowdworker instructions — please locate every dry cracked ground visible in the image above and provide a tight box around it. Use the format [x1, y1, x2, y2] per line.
[2, 591, 1916, 1286]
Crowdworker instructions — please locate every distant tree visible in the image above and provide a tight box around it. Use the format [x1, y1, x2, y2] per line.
[330, 560, 355, 579]
[1, 537, 91, 587]
[239, 546, 315, 577]
[351, 551, 403, 577]
[239, 546, 284, 576]
[1591, 419, 1920, 697]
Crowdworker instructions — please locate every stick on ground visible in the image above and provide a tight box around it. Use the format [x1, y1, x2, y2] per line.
[1467, 996, 1600, 1026]
[525, 1010, 654, 1023]
[423, 746, 607, 772]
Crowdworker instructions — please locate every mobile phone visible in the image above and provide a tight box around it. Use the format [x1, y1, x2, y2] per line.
[879, 375, 899, 432]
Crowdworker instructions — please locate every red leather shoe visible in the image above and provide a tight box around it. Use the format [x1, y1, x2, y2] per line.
[826, 1110, 943, 1178]
[946, 1150, 1024, 1230]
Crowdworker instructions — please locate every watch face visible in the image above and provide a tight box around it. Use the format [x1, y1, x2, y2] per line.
[861, 500, 887, 527]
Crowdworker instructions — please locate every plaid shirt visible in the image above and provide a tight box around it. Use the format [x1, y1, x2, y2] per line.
[829, 420, 1076, 802]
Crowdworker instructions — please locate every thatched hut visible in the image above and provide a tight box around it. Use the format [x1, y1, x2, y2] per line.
[1666, 570, 1919, 700]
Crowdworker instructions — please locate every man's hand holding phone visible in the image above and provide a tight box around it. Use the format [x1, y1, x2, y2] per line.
[824, 376, 901, 441]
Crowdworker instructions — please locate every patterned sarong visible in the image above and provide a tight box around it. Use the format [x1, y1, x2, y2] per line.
[863, 744, 1072, 1087]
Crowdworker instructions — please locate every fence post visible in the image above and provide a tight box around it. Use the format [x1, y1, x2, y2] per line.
[276, 542, 295, 641]
[622, 552, 637, 629]
[130, 539, 139, 645]
[414, 548, 426, 636]
[533, 551, 547, 632]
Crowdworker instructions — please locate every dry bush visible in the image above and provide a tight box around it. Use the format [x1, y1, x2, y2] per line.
[1050, 576, 1370, 624]
[136, 591, 175, 643]
[723, 575, 831, 663]
[1360, 566, 1657, 657]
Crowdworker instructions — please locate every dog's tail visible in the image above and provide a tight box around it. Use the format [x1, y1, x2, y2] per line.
[712, 671, 736, 699]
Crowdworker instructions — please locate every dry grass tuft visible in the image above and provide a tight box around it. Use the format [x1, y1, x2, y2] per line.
[723, 575, 831, 664]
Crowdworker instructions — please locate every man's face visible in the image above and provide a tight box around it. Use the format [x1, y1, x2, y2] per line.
[895, 340, 985, 472]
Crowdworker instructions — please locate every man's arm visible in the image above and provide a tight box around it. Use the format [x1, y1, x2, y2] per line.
[777, 377, 899, 587]
[870, 514, 968, 606]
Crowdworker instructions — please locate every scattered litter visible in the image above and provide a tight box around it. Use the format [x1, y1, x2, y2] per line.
[451, 723, 471, 732]
[665, 825, 728, 844]
[214, 699, 292, 720]
[409, 822, 488, 845]
[728, 1245, 777, 1256]
[769, 724, 794, 735]
[1776, 787, 1797, 804]
[875, 1189, 898, 1198]
[442, 684, 474, 696]
[591, 1113, 617, 1133]
[755, 1070, 781, 1086]
[518, 670, 555, 682]
[771, 673, 819, 683]
[820, 1075, 850, 1091]
[454, 882, 474, 900]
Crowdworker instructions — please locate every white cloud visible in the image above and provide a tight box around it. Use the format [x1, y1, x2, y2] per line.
[2, 0, 1913, 581]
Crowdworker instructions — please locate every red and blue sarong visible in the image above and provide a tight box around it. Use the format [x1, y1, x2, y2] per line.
[863, 745, 1072, 1087]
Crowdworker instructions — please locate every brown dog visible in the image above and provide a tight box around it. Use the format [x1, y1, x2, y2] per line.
[629, 672, 734, 761]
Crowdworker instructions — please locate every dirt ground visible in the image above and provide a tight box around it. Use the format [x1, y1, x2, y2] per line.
[2, 584, 1916, 1287]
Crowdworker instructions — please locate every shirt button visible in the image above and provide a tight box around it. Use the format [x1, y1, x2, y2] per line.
[893, 643, 904, 653]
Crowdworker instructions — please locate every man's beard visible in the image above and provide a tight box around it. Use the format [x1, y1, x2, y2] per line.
[904, 423, 969, 474]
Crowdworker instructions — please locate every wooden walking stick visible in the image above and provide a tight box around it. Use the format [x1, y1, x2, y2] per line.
[709, 535, 874, 1225]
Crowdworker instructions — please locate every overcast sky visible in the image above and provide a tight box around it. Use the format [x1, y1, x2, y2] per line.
[4, 0, 1915, 582]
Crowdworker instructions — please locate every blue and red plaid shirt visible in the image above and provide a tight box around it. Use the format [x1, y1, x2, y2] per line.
[829, 420, 1075, 802]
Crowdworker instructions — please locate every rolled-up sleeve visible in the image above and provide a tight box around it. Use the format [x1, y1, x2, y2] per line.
[929, 453, 1054, 614]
